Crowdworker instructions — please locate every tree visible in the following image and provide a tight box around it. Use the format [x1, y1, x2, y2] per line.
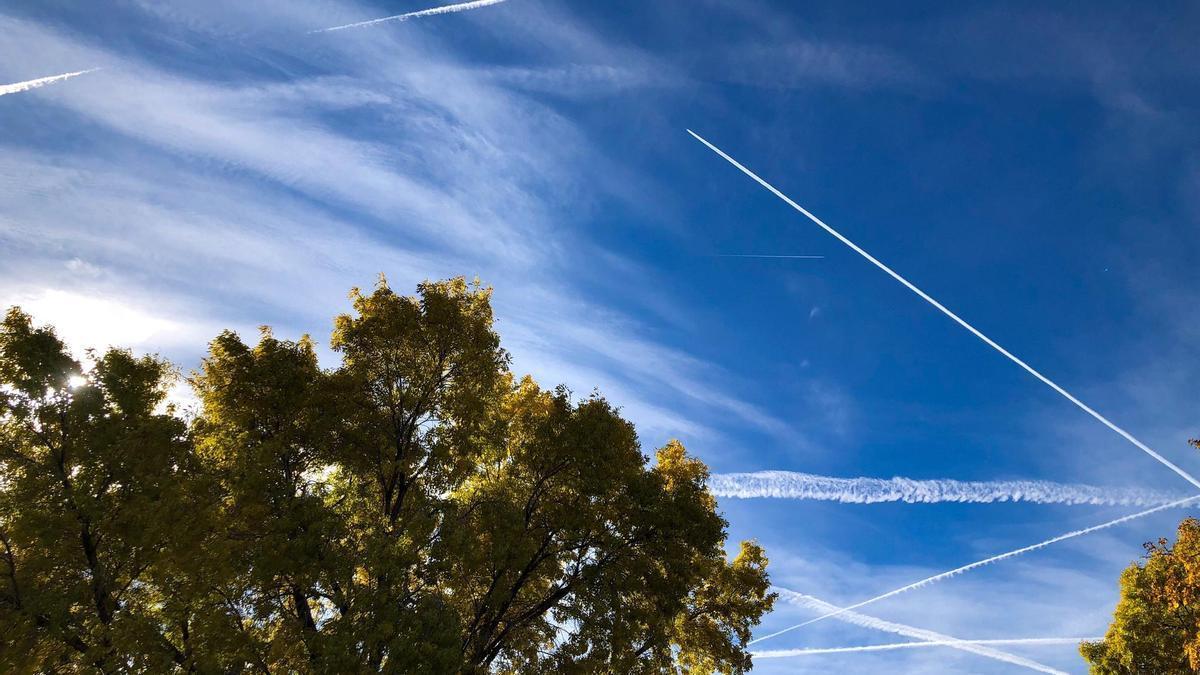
[0, 308, 204, 673]
[1081, 514, 1200, 673]
[1, 277, 775, 673]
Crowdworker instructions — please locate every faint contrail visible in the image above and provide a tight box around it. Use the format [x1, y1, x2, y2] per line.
[753, 637, 1101, 658]
[710, 470, 1183, 507]
[713, 254, 824, 259]
[0, 69, 99, 97]
[769, 588, 1067, 674]
[310, 0, 508, 33]
[752, 493, 1200, 645]
[687, 129, 1200, 491]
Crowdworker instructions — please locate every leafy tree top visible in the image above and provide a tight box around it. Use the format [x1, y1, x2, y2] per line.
[1, 278, 774, 674]
[1082, 516, 1200, 673]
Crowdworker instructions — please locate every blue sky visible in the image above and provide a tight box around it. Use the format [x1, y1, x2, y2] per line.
[2, 1, 1199, 671]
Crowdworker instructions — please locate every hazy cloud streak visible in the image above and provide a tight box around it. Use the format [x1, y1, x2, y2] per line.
[0, 68, 98, 97]
[687, 129, 1200, 491]
[310, 0, 508, 33]
[712, 254, 824, 259]
[710, 470, 1182, 507]
[768, 588, 1067, 674]
[754, 494, 1200, 644]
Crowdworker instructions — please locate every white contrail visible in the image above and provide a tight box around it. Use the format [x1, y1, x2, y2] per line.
[710, 470, 1182, 507]
[768, 588, 1067, 674]
[310, 0, 508, 33]
[0, 69, 99, 97]
[687, 129, 1200, 492]
[753, 637, 1101, 658]
[752, 494, 1200, 645]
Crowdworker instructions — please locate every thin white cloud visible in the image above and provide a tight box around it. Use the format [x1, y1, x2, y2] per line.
[0, 16, 555, 262]
[0, 68, 98, 97]
[754, 494, 1200, 644]
[713, 254, 825, 259]
[770, 588, 1067, 674]
[311, 0, 509, 33]
[710, 39, 930, 91]
[4, 287, 204, 357]
[480, 63, 673, 99]
[502, 304, 794, 437]
[0, 15, 777, 450]
[710, 470, 1182, 507]
[754, 637, 1099, 658]
[688, 129, 1200, 491]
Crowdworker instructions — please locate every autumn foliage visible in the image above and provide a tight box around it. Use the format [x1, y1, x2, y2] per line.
[0, 277, 774, 673]
[1082, 514, 1200, 673]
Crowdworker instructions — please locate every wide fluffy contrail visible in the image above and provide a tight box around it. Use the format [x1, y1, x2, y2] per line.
[310, 0, 508, 33]
[687, 129, 1200, 492]
[752, 493, 1200, 645]
[0, 69, 99, 97]
[769, 588, 1067, 674]
[753, 637, 1101, 658]
[710, 470, 1183, 507]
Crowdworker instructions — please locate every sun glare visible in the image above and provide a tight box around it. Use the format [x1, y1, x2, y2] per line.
[15, 288, 184, 356]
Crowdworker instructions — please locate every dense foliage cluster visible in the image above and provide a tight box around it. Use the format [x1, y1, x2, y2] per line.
[1082, 511, 1200, 673]
[0, 277, 774, 674]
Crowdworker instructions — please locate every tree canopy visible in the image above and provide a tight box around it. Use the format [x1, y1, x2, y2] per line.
[1081, 506, 1200, 673]
[0, 277, 774, 674]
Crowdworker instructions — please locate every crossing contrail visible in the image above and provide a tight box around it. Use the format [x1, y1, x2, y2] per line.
[687, 129, 1200, 491]
[769, 588, 1067, 674]
[709, 470, 1182, 507]
[0, 69, 98, 97]
[752, 493, 1200, 645]
[753, 636, 1101, 658]
[310, 0, 508, 33]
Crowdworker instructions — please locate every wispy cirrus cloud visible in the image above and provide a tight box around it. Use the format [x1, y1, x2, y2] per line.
[0, 1, 797, 454]
[477, 63, 679, 100]
[712, 40, 929, 91]
[5, 288, 199, 356]
[755, 494, 1200, 645]
[770, 588, 1067, 674]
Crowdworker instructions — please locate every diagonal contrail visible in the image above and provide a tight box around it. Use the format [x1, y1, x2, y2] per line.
[770, 588, 1068, 674]
[0, 69, 99, 97]
[752, 493, 1200, 645]
[687, 128, 1200, 491]
[753, 636, 1102, 658]
[310, 0, 508, 33]
[710, 470, 1184, 507]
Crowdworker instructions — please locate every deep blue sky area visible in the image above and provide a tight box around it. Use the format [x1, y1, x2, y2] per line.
[2, 1, 1199, 672]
